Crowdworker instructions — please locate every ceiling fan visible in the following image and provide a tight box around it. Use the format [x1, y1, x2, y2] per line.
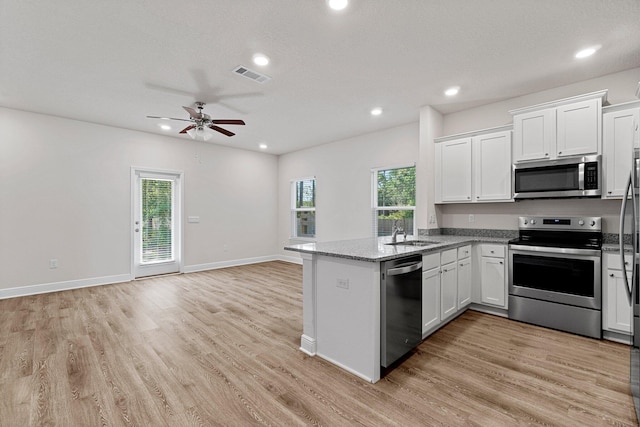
[147, 102, 245, 141]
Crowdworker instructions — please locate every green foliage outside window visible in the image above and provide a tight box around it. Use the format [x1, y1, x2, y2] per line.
[376, 167, 415, 236]
[142, 178, 173, 262]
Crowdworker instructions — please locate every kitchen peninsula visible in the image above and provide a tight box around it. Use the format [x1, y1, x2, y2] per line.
[285, 234, 512, 382]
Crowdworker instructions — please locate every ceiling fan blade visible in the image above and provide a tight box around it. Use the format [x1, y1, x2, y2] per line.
[179, 125, 196, 134]
[210, 119, 246, 125]
[209, 125, 235, 137]
[183, 106, 202, 119]
[147, 115, 192, 122]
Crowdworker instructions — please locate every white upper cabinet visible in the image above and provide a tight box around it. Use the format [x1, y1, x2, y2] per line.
[510, 90, 607, 163]
[435, 137, 472, 202]
[512, 109, 555, 162]
[603, 102, 640, 199]
[473, 130, 512, 201]
[556, 99, 600, 157]
[435, 126, 512, 204]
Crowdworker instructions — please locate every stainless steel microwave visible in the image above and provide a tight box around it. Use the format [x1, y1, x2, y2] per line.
[513, 154, 601, 199]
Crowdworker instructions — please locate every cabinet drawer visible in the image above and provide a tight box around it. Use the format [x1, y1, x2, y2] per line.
[441, 249, 457, 265]
[422, 252, 440, 271]
[606, 252, 633, 272]
[457, 245, 472, 259]
[481, 244, 505, 258]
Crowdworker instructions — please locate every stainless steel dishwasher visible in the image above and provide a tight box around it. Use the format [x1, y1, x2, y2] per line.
[380, 254, 423, 368]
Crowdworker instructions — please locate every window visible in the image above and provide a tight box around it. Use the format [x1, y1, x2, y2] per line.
[373, 166, 416, 237]
[292, 178, 316, 238]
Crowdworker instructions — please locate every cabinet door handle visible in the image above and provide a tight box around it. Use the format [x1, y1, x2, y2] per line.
[499, 261, 503, 265]
[610, 273, 615, 277]
[558, 151, 562, 155]
[545, 153, 549, 157]
[608, 191, 612, 194]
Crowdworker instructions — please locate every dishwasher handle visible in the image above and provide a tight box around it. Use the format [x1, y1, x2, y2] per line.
[387, 261, 422, 276]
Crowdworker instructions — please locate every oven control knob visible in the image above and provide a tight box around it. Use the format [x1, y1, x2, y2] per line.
[530, 219, 536, 225]
[590, 220, 596, 227]
[578, 220, 585, 226]
[523, 219, 528, 225]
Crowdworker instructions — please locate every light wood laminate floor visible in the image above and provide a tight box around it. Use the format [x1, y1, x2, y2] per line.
[0, 261, 637, 426]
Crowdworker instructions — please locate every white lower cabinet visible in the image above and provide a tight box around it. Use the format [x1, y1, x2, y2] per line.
[440, 249, 458, 321]
[421, 243, 505, 339]
[422, 267, 441, 335]
[603, 253, 632, 335]
[480, 244, 507, 308]
[457, 246, 472, 309]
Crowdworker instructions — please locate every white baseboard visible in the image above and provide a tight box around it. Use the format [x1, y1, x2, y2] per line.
[0, 274, 132, 300]
[300, 334, 317, 355]
[1, 255, 301, 300]
[279, 254, 303, 265]
[184, 254, 303, 272]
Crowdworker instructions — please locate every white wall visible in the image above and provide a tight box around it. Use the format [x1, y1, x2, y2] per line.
[432, 67, 640, 234]
[442, 67, 640, 136]
[278, 122, 419, 257]
[0, 108, 279, 290]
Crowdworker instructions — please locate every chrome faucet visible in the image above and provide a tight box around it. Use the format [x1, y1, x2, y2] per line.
[391, 225, 406, 243]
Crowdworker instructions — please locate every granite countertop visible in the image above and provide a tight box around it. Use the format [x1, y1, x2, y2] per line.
[603, 243, 633, 253]
[284, 235, 512, 262]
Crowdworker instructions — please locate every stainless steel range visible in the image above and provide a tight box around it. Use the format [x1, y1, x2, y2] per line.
[508, 216, 602, 339]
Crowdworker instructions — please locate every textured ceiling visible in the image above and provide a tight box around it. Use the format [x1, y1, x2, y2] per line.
[2, 0, 640, 154]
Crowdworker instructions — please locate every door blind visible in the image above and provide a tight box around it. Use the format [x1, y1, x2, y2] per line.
[141, 178, 174, 263]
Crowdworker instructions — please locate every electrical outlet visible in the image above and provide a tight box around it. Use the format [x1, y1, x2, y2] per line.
[49, 259, 58, 269]
[337, 278, 349, 289]
[468, 214, 475, 223]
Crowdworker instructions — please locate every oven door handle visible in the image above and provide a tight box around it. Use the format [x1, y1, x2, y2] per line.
[619, 172, 634, 305]
[509, 244, 600, 257]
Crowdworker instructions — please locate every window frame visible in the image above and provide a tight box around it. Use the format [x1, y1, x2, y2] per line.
[291, 177, 316, 240]
[371, 164, 416, 237]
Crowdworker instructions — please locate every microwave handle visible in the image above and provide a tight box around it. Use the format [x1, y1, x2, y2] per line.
[578, 163, 585, 190]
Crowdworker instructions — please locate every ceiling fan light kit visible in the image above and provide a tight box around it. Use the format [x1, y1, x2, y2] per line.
[147, 101, 245, 141]
[186, 126, 214, 141]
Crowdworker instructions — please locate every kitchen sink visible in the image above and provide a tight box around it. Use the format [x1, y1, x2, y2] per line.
[385, 240, 439, 247]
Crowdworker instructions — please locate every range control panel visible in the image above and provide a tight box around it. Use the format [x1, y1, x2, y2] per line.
[518, 216, 601, 232]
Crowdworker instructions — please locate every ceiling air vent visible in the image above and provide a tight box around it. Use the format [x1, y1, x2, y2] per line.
[233, 65, 271, 84]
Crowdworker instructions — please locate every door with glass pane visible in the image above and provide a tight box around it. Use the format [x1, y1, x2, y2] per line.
[133, 169, 182, 278]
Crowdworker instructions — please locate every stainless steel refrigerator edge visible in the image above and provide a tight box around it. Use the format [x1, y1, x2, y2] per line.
[620, 145, 640, 423]
[380, 255, 422, 368]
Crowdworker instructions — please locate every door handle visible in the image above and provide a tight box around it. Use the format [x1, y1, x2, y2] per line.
[620, 173, 633, 304]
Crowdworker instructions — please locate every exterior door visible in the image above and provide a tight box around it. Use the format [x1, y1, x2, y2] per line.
[133, 168, 182, 278]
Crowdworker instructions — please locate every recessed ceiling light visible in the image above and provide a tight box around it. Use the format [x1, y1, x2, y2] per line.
[328, 0, 348, 11]
[444, 86, 460, 96]
[371, 107, 383, 116]
[575, 45, 600, 59]
[259, 143, 268, 150]
[160, 124, 171, 131]
[252, 53, 270, 66]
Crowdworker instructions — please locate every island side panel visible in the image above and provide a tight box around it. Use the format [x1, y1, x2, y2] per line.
[315, 255, 381, 383]
[300, 253, 317, 355]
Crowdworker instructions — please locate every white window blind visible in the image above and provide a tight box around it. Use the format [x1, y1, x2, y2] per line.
[141, 178, 174, 263]
[292, 178, 316, 238]
[372, 166, 416, 237]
